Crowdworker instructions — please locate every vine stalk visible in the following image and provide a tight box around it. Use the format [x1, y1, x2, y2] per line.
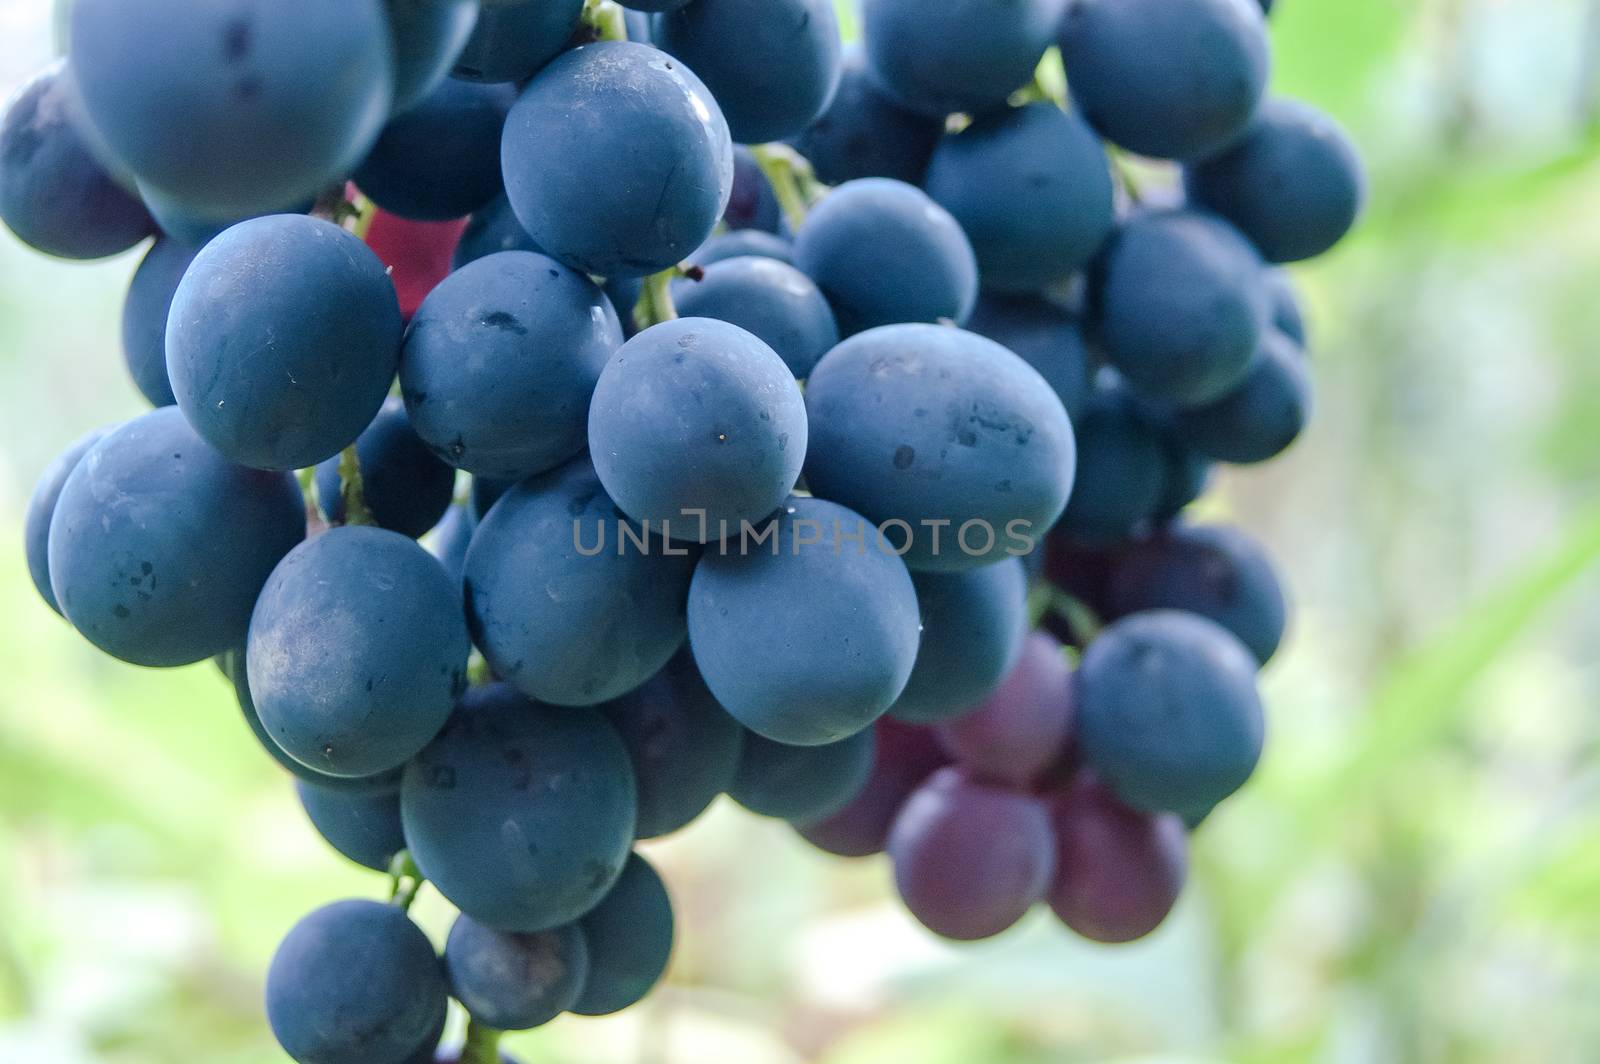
[634, 268, 680, 332]
[337, 444, 375, 527]
[387, 850, 424, 912]
[750, 143, 816, 232]
[581, 0, 628, 42]
[459, 1020, 505, 1064]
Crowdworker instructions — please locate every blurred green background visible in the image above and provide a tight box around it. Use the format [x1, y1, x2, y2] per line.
[5, 0, 1600, 1060]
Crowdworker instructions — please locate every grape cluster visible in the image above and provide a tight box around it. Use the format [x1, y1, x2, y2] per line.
[8, 0, 1361, 1058]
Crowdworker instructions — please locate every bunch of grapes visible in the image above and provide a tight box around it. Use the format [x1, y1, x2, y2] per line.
[6, 0, 1362, 1059]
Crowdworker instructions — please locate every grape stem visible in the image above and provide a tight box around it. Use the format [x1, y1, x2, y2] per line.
[349, 194, 378, 242]
[387, 850, 425, 912]
[1109, 150, 1144, 205]
[634, 268, 680, 332]
[1024, 49, 1070, 110]
[581, 0, 628, 42]
[1053, 590, 1104, 646]
[295, 466, 326, 532]
[338, 444, 376, 527]
[750, 143, 817, 233]
[460, 1020, 505, 1064]
[466, 652, 493, 687]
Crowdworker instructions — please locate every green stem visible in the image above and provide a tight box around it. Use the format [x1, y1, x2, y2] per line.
[350, 194, 378, 242]
[459, 1020, 504, 1064]
[634, 268, 680, 332]
[387, 851, 424, 911]
[1053, 590, 1104, 645]
[466, 652, 493, 687]
[581, 0, 628, 41]
[338, 445, 375, 527]
[1027, 48, 1069, 109]
[1109, 150, 1144, 205]
[295, 466, 323, 529]
[750, 143, 815, 232]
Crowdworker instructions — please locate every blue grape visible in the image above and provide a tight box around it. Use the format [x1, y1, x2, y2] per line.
[860, 0, 1067, 118]
[803, 323, 1077, 570]
[452, 194, 541, 270]
[451, 0, 585, 84]
[654, 0, 842, 145]
[624, 10, 655, 42]
[1167, 329, 1312, 464]
[354, 79, 515, 222]
[890, 560, 1029, 724]
[314, 399, 457, 539]
[24, 427, 109, 615]
[589, 318, 807, 537]
[619, 0, 693, 11]
[138, 183, 312, 247]
[934, 631, 1076, 787]
[603, 275, 645, 333]
[295, 780, 406, 872]
[428, 505, 476, 584]
[468, 476, 512, 521]
[688, 497, 920, 745]
[1088, 210, 1265, 406]
[1076, 610, 1264, 817]
[1156, 439, 1215, 520]
[790, 45, 943, 187]
[724, 146, 781, 233]
[386, 0, 481, 114]
[501, 41, 733, 278]
[401, 683, 637, 930]
[1187, 98, 1365, 263]
[1263, 268, 1307, 347]
[401, 1009, 447, 1064]
[120, 238, 197, 406]
[167, 214, 403, 471]
[689, 229, 794, 268]
[70, 0, 394, 213]
[671, 257, 839, 379]
[463, 458, 696, 706]
[599, 651, 745, 839]
[1054, 376, 1170, 544]
[48, 408, 303, 666]
[1104, 523, 1287, 665]
[965, 295, 1092, 423]
[888, 766, 1055, 941]
[266, 899, 447, 1064]
[792, 179, 977, 335]
[1059, 0, 1270, 161]
[445, 915, 588, 1030]
[572, 852, 674, 1016]
[248, 526, 470, 778]
[0, 62, 153, 259]
[228, 653, 405, 795]
[925, 102, 1115, 294]
[401, 251, 621, 481]
[795, 718, 947, 858]
[729, 728, 876, 822]
[1047, 774, 1188, 943]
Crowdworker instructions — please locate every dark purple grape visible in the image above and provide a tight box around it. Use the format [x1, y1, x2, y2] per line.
[1102, 522, 1288, 665]
[887, 767, 1054, 941]
[1046, 774, 1187, 944]
[796, 717, 947, 858]
[934, 632, 1074, 787]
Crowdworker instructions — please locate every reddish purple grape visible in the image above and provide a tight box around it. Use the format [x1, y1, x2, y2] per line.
[934, 632, 1074, 787]
[1046, 775, 1187, 944]
[887, 767, 1055, 941]
[796, 717, 948, 857]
